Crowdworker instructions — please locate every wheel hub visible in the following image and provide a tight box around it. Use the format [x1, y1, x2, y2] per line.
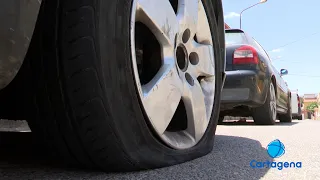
[176, 44, 188, 72]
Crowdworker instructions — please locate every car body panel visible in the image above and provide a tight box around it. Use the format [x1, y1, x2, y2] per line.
[291, 93, 299, 115]
[220, 70, 270, 112]
[0, 0, 41, 90]
[291, 92, 302, 116]
[221, 29, 290, 116]
[249, 36, 290, 110]
[271, 65, 290, 111]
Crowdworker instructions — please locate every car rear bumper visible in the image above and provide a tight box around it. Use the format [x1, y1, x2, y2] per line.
[220, 70, 270, 111]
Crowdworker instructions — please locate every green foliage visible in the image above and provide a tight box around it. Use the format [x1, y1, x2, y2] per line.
[306, 102, 318, 113]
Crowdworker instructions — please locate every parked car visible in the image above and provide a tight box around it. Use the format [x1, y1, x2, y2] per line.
[219, 29, 292, 125]
[0, 0, 226, 171]
[291, 91, 303, 120]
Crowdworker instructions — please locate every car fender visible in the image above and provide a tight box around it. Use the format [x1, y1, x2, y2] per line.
[260, 71, 273, 104]
[0, 0, 42, 90]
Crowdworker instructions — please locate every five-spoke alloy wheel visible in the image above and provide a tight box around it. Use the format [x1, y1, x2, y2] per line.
[132, 0, 217, 149]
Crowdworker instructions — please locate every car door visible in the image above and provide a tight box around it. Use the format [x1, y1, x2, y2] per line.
[251, 38, 288, 109]
[271, 66, 288, 109]
[277, 69, 290, 109]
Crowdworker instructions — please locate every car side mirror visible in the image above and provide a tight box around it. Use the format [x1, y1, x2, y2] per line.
[280, 69, 288, 76]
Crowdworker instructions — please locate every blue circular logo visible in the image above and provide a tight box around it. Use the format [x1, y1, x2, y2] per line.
[267, 139, 285, 158]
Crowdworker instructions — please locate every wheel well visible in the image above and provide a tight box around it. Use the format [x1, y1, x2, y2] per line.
[271, 75, 277, 96]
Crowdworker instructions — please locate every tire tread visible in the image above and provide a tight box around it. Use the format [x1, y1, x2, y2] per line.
[28, 0, 134, 171]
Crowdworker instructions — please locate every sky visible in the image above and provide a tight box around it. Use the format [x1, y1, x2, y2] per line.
[222, 0, 319, 96]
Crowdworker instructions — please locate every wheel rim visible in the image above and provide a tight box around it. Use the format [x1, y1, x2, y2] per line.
[130, 0, 216, 149]
[270, 83, 277, 120]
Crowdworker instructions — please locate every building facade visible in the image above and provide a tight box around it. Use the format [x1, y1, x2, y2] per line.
[302, 93, 320, 120]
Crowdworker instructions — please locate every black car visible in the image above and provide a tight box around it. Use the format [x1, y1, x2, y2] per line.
[219, 29, 292, 125]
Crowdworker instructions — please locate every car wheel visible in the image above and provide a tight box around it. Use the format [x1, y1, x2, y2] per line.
[298, 115, 303, 120]
[279, 96, 292, 123]
[252, 83, 277, 125]
[25, 0, 225, 171]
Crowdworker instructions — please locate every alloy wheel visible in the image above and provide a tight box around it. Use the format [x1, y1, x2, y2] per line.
[130, 0, 216, 149]
[270, 83, 277, 120]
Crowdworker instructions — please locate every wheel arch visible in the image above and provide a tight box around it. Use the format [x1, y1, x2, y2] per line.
[0, 0, 43, 90]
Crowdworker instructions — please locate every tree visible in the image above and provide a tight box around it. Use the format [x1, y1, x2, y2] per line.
[306, 102, 318, 113]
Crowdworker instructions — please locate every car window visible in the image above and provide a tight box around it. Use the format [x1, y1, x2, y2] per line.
[225, 32, 248, 45]
[250, 38, 264, 53]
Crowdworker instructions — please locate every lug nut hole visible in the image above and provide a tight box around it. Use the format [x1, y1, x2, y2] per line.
[182, 29, 191, 43]
[185, 73, 194, 86]
[189, 52, 199, 65]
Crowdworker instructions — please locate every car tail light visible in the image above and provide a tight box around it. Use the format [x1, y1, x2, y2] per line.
[297, 96, 300, 107]
[233, 45, 259, 64]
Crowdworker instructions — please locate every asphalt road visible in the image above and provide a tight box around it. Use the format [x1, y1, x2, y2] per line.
[0, 119, 319, 180]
